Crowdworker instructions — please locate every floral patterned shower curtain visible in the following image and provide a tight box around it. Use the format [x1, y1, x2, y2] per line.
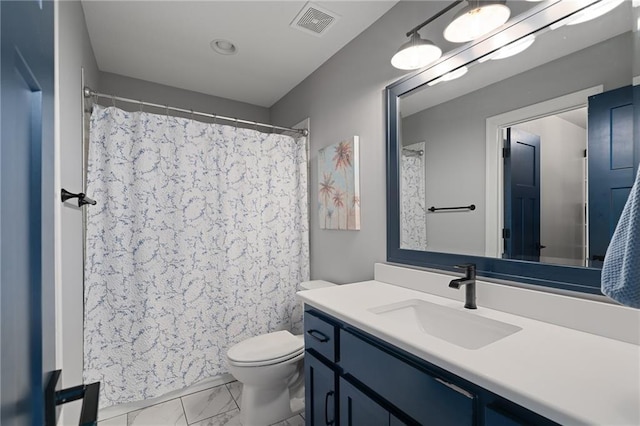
[83, 105, 309, 406]
[401, 142, 427, 250]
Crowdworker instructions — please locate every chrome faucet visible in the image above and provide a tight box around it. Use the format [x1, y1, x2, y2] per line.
[449, 264, 477, 309]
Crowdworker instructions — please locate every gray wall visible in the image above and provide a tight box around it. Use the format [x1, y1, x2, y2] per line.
[270, 3, 448, 283]
[402, 32, 631, 256]
[515, 116, 586, 266]
[58, 1, 100, 422]
[98, 72, 270, 125]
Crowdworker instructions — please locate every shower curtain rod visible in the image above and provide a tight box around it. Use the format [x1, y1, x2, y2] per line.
[83, 86, 308, 136]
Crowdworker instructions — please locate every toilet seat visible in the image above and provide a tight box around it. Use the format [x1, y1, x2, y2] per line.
[227, 331, 304, 367]
[228, 349, 304, 368]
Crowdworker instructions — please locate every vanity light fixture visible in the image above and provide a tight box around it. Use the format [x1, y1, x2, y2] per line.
[390, 0, 512, 71]
[391, 32, 443, 70]
[550, 0, 625, 30]
[428, 66, 469, 86]
[478, 34, 536, 63]
[390, 1, 462, 71]
[443, 1, 511, 43]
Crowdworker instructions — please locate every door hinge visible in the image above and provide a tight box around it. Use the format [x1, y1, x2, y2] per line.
[584, 149, 587, 158]
[502, 147, 511, 158]
[502, 228, 510, 239]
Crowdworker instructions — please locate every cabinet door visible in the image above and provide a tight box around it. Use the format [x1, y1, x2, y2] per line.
[305, 352, 337, 426]
[340, 378, 389, 426]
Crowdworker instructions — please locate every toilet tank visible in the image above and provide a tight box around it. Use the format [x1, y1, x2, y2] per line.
[295, 281, 336, 334]
[299, 280, 336, 291]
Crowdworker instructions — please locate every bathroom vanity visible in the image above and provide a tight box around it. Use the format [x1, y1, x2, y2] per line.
[304, 308, 555, 425]
[299, 264, 640, 426]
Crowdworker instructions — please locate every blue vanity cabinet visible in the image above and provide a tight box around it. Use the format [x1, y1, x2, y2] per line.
[303, 307, 557, 426]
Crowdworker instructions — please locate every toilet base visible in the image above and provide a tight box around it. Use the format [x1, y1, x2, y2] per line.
[238, 369, 305, 426]
[240, 383, 293, 426]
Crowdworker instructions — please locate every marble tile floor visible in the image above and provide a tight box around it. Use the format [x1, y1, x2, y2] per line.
[98, 381, 305, 426]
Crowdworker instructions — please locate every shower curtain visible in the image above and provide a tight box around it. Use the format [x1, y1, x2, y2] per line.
[83, 105, 309, 407]
[400, 142, 427, 250]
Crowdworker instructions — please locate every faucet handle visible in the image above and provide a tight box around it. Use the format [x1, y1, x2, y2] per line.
[454, 263, 476, 277]
[454, 263, 475, 271]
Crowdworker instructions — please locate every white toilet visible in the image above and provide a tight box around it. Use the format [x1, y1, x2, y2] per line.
[226, 280, 335, 426]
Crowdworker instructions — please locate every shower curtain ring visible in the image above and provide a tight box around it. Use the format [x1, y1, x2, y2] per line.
[235, 118, 238, 130]
[111, 94, 116, 107]
[254, 121, 258, 132]
[165, 105, 169, 117]
[190, 109, 194, 121]
[213, 114, 217, 126]
[139, 101, 143, 112]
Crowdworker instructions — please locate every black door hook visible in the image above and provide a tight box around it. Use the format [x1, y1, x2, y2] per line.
[61, 188, 97, 207]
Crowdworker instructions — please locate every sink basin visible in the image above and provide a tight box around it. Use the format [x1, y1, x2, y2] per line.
[369, 299, 522, 350]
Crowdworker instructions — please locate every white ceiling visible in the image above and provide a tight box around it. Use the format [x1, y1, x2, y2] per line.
[81, 1, 397, 108]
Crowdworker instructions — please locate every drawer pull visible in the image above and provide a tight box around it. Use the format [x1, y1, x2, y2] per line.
[434, 377, 474, 399]
[307, 329, 330, 343]
[324, 390, 335, 425]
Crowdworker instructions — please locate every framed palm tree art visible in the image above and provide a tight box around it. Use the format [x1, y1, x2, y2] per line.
[318, 136, 360, 230]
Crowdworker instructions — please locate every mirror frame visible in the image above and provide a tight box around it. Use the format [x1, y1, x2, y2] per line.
[386, 0, 614, 294]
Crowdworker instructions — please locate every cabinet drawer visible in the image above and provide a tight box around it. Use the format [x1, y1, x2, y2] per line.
[340, 329, 475, 426]
[304, 310, 338, 362]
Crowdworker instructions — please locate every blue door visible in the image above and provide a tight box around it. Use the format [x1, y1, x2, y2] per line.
[503, 128, 542, 262]
[1, 1, 55, 425]
[588, 86, 636, 267]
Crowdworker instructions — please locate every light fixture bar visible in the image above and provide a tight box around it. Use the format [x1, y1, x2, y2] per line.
[405, 0, 464, 37]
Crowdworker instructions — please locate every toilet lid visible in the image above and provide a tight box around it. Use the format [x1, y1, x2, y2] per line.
[227, 331, 304, 364]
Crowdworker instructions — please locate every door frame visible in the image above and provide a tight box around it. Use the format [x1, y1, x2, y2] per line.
[484, 85, 602, 258]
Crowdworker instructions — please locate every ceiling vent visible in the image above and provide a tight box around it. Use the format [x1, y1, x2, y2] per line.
[290, 2, 340, 37]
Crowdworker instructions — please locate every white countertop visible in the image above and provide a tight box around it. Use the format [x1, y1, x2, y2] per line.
[298, 280, 640, 425]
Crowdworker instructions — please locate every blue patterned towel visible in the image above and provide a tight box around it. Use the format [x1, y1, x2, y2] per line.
[602, 167, 640, 308]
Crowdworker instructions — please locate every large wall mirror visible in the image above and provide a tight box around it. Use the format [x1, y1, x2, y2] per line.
[387, 0, 639, 293]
